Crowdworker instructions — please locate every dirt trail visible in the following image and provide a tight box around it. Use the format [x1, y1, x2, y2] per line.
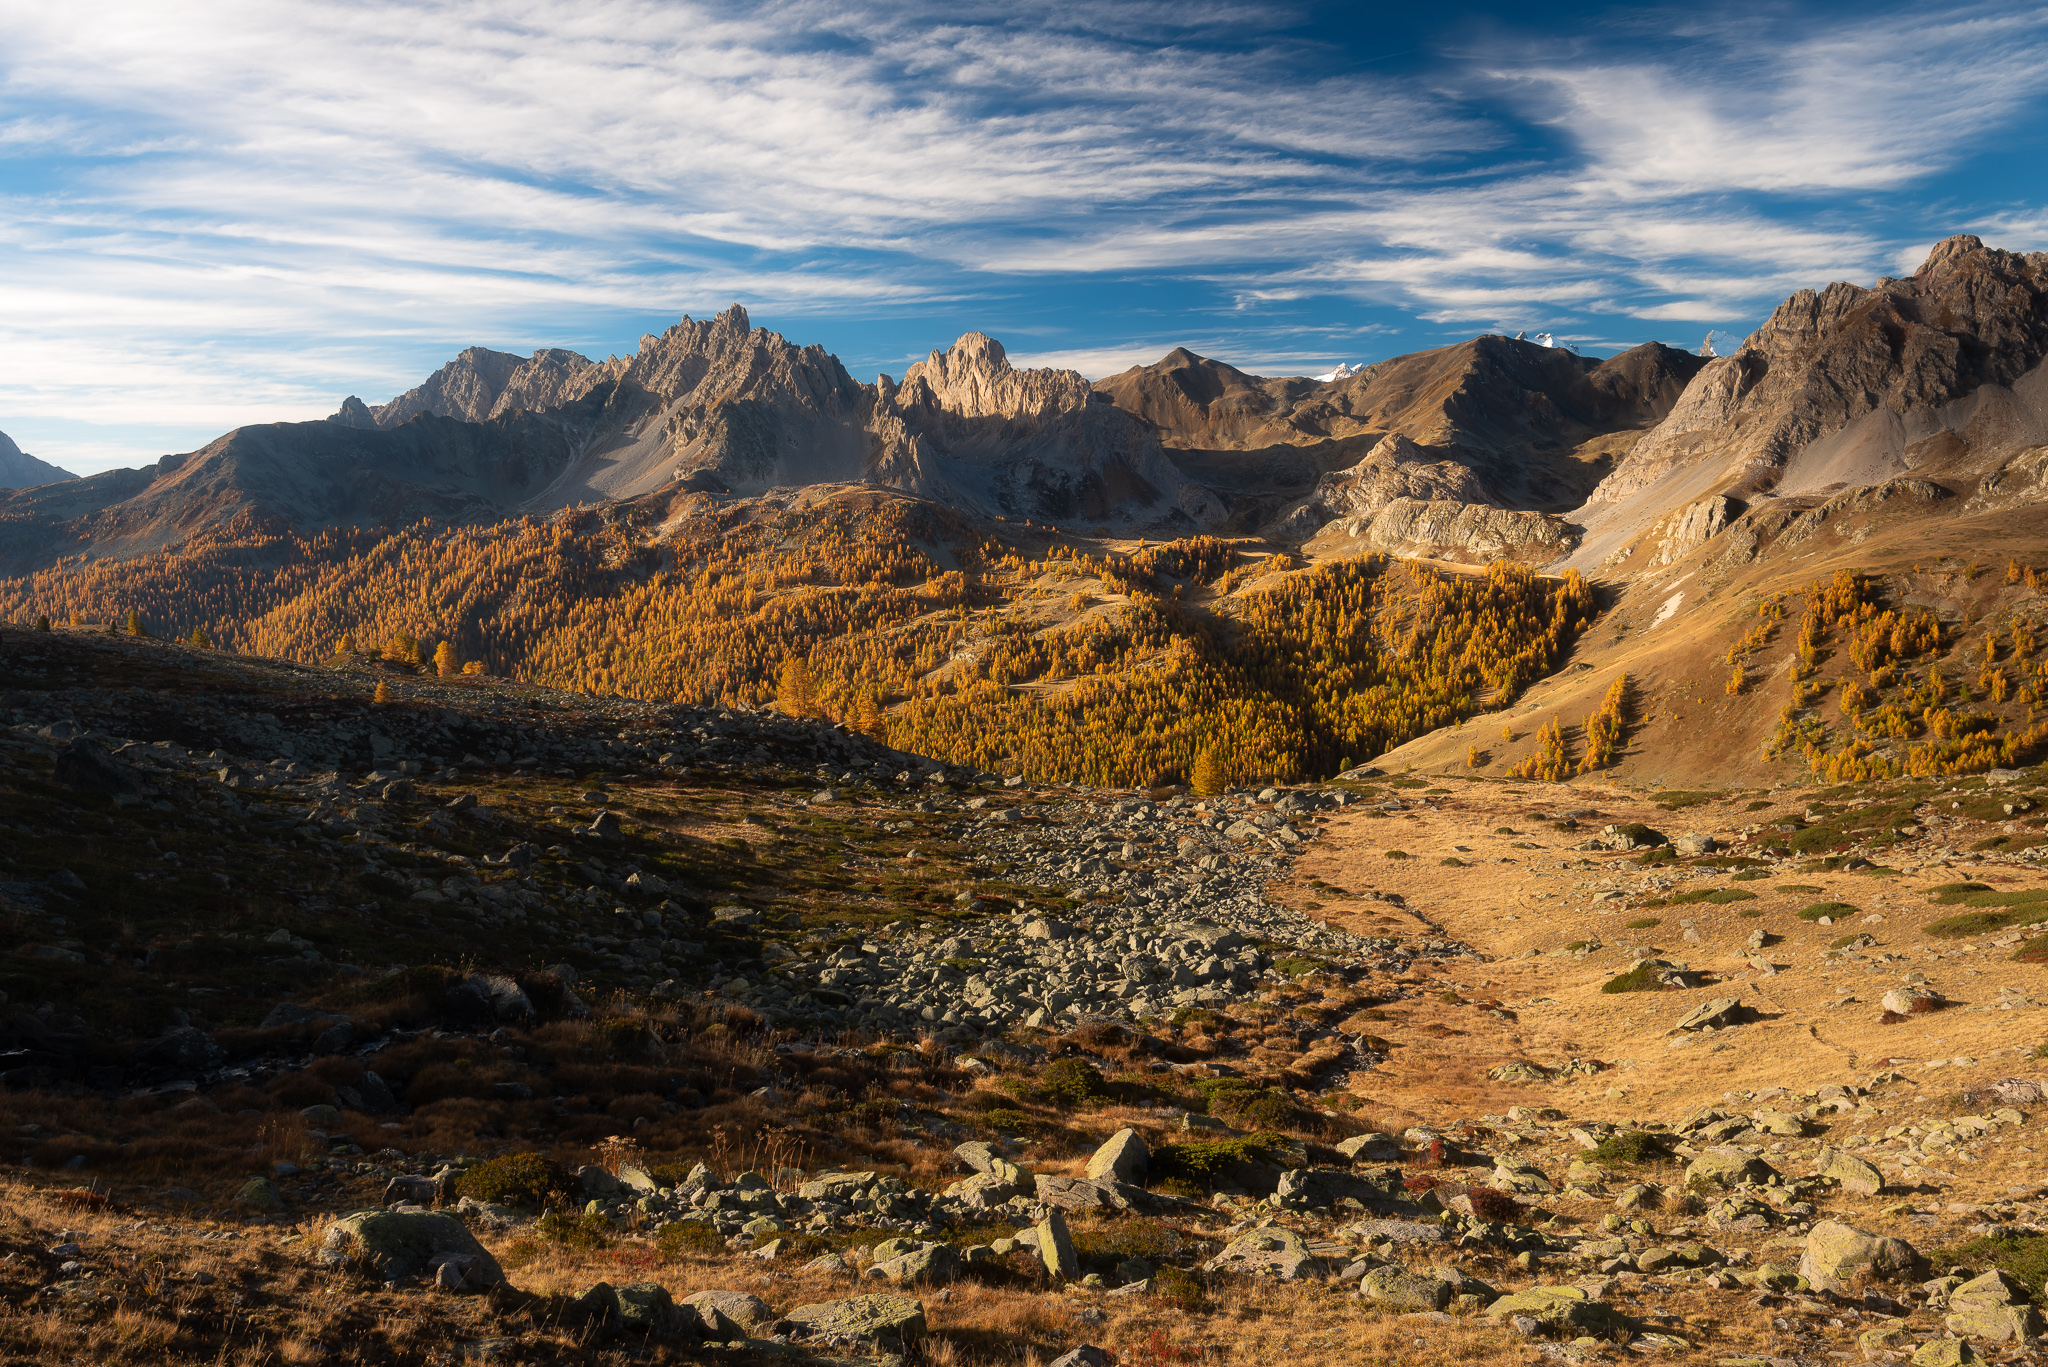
[1274, 778, 2047, 1126]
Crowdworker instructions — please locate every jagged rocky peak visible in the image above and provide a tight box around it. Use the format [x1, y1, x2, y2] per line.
[0, 428, 77, 488]
[899, 332, 1093, 420]
[1567, 231, 2048, 574]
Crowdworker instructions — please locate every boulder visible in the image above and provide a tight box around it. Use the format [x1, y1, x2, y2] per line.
[575, 1165, 624, 1199]
[1947, 1303, 2044, 1343]
[1335, 1132, 1401, 1163]
[320, 1211, 505, 1287]
[799, 1170, 875, 1201]
[946, 1171, 1026, 1209]
[1357, 1266, 1452, 1310]
[869, 1242, 961, 1286]
[1883, 986, 1944, 1015]
[1814, 1147, 1885, 1196]
[952, 1141, 1006, 1175]
[1085, 1128, 1148, 1184]
[1033, 1173, 1121, 1212]
[1274, 1165, 1407, 1212]
[1911, 1341, 1981, 1367]
[1673, 832, 1716, 856]
[613, 1282, 695, 1338]
[135, 1025, 227, 1074]
[1485, 1285, 1633, 1340]
[381, 1174, 442, 1207]
[680, 1289, 773, 1335]
[1202, 1226, 1326, 1280]
[1049, 1350, 1112, 1367]
[1684, 1147, 1778, 1190]
[1036, 1211, 1080, 1282]
[1671, 997, 1746, 1032]
[1798, 1221, 1924, 1295]
[236, 1177, 284, 1210]
[781, 1294, 927, 1352]
[55, 738, 148, 796]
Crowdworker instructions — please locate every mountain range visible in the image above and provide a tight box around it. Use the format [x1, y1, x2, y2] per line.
[0, 235, 2043, 595]
[0, 429, 76, 491]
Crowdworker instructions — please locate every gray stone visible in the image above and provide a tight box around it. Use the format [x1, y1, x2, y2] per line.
[320, 1211, 505, 1286]
[1202, 1226, 1326, 1280]
[1275, 1166, 1407, 1211]
[614, 1282, 694, 1338]
[1684, 1147, 1778, 1190]
[799, 1170, 876, 1201]
[1883, 986, 1943, 1015]
[1484, 1286, 1632, 1340]
[1358, 1266, 1452, 1310]
[1035, 1173, 1119, 1212]
[1085, 1128, 1148, 1184]
[1798, 1221, 1924, 1295]
[1911, 1341, 1981, 1367]
[1335, 1132, 1401, 1162]
[1946, 1303, 2043, 1343]
[782, 1294, 927, 1352]
[1671, 997, 1745, 1032]
[681, 1289, 773, 1335]
[870, 1242, 961, 1286]
[1814, 1147, 1884, 1196]
[236, 1177, 284, 1210]
[1037, 1211, 1080, 1281]
[1048, 1349, 1111, 1367]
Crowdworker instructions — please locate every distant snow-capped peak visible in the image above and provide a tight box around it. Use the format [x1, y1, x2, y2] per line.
[1699, 329, 1741, 358]
[1313, 361, 1362, 382]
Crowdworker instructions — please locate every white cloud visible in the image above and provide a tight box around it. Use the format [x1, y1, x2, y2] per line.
[0, 0, 2044, 472]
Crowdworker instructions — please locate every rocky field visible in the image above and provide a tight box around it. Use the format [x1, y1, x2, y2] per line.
[0, 626, 2045, 1367]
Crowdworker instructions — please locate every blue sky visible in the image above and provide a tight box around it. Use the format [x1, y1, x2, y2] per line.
[3, 0, 2047, 475]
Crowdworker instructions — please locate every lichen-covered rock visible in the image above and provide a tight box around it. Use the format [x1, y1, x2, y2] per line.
[680, 1288, 773, 1336]
[1911, 1339, 1981, 1367]
[1946, 1302, 2044, 1343]
[1085, 1128, 1148, 1184]
[869, 1241, 961, 1286]
[319, 1210, 505, 1286]
[1357, 1266, 1451, 1310]
[1684, 1147, 1778, 1190]
[1037, 1210, 1080, 1282]
[237, 1177, 284, 1209]
[613, 1282, 694, 1338]
[1798, 1221, 1924, 1295]
[1814, 1147, 1884, 1196]
[781, 1293, 927, 1352]
[1202, 1226, 1326, 1280]
[798, 1170, 875, 1200]
[1484, 1286, 1633, 1340]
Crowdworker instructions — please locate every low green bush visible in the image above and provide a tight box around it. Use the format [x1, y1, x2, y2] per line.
[1798, 902, 1859, 922]
[1600, 965, 1667, 994]
[455, 1152, 570, 1210]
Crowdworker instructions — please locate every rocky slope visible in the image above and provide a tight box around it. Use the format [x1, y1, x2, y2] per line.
[2, 629, 2045, 1367]
[0, 428, 75, 489]
[1570, 235, 2048, 574]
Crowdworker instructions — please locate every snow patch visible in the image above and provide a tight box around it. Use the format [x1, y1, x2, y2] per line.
[1699, 329, 1741, 358]
[1649, 591, 1684, 629]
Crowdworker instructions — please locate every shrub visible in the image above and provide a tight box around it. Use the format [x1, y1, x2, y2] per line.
[1776, 885, 1824, 894]
[1623, 918, 1661, 930]
[1150, 1267, 1206, 1309]
[1590, 1131, 1672, 1165]
[535, 1211, 613, 1250]
[1036, 1058, 1112, 1110]
[657, 1220, 726, 1260]
[1799, 902, 1859, 922]
[596, 1015, 654, 1060]
[1600, 965, 1667, 994]
[1466, 1187, 1526, 1222]
[1669, 887, 1757, 905]
[2015, 937, 2048, 965]
[1150, 1136, 1284, 1188]
[1928, 1233, 2048, 1300]
[1929, 909, 2048, 939]
[456, 1152, 570, 1210]
[1737, 908, 1764, 918]
[1208, 1086, 1313, 1132]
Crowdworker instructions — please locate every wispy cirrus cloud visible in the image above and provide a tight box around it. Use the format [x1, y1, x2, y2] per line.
[0, 0, 2044, 472]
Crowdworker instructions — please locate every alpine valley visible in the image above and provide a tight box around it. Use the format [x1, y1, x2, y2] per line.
[0, 237, 2045, 1367]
